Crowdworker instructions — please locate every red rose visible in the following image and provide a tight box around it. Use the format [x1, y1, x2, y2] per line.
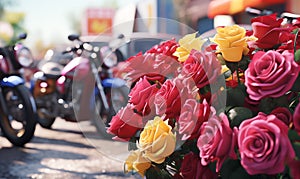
[107, 104, 144, 141]
[197, 108, 236, 172]
[146, 53, 180, 78]
[128, 77, 159, 116]
[145, 39, 179, 59]
[181, 50, 221, 89]
[251, 14, 289, 49]
[122, 51, 181, 84]
[293, 101, 300, 134]
[270, 107, 292, 126]
[245, 50, 300, 101]
[237, 112, 295, 175]
[154, 76, 198, 120]
[154, 79, 180, 120]
[288, 159, 300, 179]
[178, 99, 211, 140]
[177, 152, 218, 179]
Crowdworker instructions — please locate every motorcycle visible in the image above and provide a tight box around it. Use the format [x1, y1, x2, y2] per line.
[32, 34, 129, 137]
[0, 33, 37, 146]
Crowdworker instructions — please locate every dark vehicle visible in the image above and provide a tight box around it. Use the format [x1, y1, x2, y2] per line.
[0, 33, 37, 146]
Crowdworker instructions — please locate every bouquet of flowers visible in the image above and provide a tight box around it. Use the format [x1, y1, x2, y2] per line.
[106, 13, 300, 179]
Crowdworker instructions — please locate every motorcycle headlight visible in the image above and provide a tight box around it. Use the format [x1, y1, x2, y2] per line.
[17, 47, 34, 67]
[101, 46, 117, 68]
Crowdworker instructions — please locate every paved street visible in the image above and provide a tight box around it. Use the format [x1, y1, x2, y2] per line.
[0, 118, 141, 179]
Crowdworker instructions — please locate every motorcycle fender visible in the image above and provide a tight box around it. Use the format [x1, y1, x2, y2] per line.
[0, 76, 24, 87]
[102, 78, 126, 88]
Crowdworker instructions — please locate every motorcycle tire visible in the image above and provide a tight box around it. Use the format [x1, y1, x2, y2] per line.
[36, 111, 56, 129]
[0, 85, 37, 146]
[93, 85, 129, 139]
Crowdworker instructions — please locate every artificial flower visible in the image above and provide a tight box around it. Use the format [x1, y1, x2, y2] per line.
[211, 25, 249, 62]
[270, 107, 293, 126]
[177, 152, 218, 179]
[125, 150, 151, 177]
[180, 50, 221, 89]
[109, 13, 300, 178]
[128, 76, 159, 116]
[245, 50, 300, 101]
[197, 107, 236, 172]
[106, 103, 144, 141]
[237, 112, 295, 175]
[251, 13, 290, 49]
[138, 116, 176, 164]
[178, 99, 211, 140]
[173, 32, 205, 62]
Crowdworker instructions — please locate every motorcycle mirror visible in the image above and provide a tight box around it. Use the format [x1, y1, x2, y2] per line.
[68, 34, 80, 41]
[18, 33, 27, 40]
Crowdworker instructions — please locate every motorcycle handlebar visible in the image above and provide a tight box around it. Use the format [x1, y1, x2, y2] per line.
[62, 42, 94, 55]
[246, 7, 300, 21]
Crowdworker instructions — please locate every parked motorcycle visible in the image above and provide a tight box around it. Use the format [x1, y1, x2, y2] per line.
[32, 34, 129, 137]
[0, 33, 37, 146]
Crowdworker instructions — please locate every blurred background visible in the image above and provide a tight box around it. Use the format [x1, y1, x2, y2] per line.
[0, 0, 297, 59]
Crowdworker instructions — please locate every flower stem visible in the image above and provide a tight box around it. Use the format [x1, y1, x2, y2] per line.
[236, 63, 241, 84]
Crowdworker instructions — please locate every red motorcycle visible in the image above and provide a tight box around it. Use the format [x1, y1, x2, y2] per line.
[31, 34, 129, 137]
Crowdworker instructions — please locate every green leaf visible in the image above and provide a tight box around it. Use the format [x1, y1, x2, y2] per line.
[227, 107, 253, 128]
[295, 49, 300, 63]
[288, 129, 300, 141]
[292, 142, 300, 159]
[145, 166, 172, 179]
[291, 75, 300, 92]
[128, 136, 138, 151]
[226, 87, 246, 107]
[220, 159, 267, 179]
[259, 96, 289, 114]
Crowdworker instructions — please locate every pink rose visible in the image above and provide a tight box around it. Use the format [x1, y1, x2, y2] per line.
[177, 152, 218, 179]
[270, 107, 292, 126]
[237, 112, 295, 175]
[107, 104, 144, 141]
[197, 108, 236, 172]
[181, 50, 221, 89]
[251, 14, 289, 49]
[154, 79, 181, 120]
[128, 77, 159, 116]
[245, 50, 300, 101]
[293, 101, 300, 134]
[178, 99, 211, 140]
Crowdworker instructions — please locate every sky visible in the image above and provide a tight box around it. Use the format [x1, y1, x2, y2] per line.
[5, 0, 140, 52]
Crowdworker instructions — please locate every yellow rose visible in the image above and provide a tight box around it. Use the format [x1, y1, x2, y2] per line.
[124, 150, 151, 177]
[173, 32, 205, 62]
[212, 25, 249, 62]
[138, 116, 176, 164]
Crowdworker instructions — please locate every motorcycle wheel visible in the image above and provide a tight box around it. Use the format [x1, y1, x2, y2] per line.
[36, 109, 56, 129]
[0, 85, 37, 146]
[93, 85, 129, 138]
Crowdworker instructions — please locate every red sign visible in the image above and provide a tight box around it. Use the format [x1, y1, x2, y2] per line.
[82, 8, 115, 35]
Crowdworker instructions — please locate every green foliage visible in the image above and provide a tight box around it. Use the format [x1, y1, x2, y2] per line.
[295, 49, 300, 62]
[145, 166, 172, 179]
[226, 107, 253, 128]
[226, 84, 247, 107]
[259, 96, 289, 114]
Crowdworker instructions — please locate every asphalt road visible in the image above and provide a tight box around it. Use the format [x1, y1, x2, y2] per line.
[0, 118, 141, 179]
